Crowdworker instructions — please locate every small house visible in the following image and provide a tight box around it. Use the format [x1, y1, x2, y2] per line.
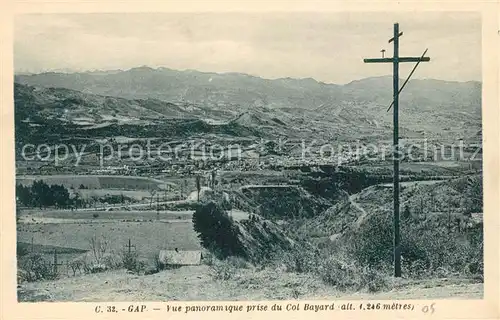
[158, 249, 202, 267]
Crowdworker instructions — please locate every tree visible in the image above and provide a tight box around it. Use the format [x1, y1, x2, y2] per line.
[31, 180, 53, 208]
[192, 202, 244, 259]
[72, 192, 83, 210]
[87, 234, 109, 265]
[16, 184, 32, 206]
[50, 184, 70, 208]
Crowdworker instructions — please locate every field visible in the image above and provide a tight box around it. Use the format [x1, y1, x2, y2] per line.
[19, 209, 193, 221]
[17, 217, 201, 260]
[16, 175, 172, 191]
[77, 189, 152, 201]
[358, 160, 481, 174]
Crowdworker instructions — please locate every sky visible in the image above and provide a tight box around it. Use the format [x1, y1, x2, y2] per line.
[14, 12, 481, 84]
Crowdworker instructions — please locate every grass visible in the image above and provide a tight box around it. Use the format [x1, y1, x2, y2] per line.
[21, 209, 193, 221]
[17, 264, 483, 302]
[17, 242, 88, 254]
[357, 161, 477, 176]
[77, 189, 151, 200]
[16, 174, 169, 191]
[17, 220, 201, 261]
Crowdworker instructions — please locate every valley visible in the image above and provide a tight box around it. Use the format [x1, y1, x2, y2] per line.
[14, 67, 483, 301]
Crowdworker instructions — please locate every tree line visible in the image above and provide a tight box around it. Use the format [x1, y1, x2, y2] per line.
[16, 180, 77, 209]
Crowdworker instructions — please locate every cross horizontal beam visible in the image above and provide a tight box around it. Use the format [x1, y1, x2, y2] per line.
[389, 31, 403, 43]
[363, 57, 430, 63]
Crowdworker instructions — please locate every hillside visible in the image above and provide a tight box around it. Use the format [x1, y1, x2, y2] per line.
[289, 175, 483, 247]
[15, 69, 481, 114]
[14, 83, 268, 148]
[15, 68, 482, 142]
[13, 83, 234, 125]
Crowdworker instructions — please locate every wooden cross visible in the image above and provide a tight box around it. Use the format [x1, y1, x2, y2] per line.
[125, 238, 136, 254]
[363, 23, 430, 277]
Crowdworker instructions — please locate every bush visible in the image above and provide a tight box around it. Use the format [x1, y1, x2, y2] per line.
[210, 260, 235, 280]
[201, 251, 215, 266]
[153, 253, 165, 271]
[100, 253, 122, 270]
[88, 264, 107, 273]
[69, 257, 87, 276]
[318, 256, 389, 292]
[121, 250, 139, 272]
[277, 248, 318, 273]
[348, 213, 393, 269]
[225, 256, 250, 269]
[17, 243, 29, 257]
[18, 253, 57, 282]
[345, 211, 483, 279]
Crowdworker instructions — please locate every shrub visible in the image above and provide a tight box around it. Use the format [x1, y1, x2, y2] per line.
[345, 210, 483, 279]
[210, 260, 235, 280]
[17, 243, 29, 257]
[225, 256, 250, 269]
[348, 213, 393, 269]
[201, 251, 215, 266]
[318, 256, 389, 292]
[69, 257, 87, 276]
[119, 250, 147, 275]
[88, 264, 107, 273]
[121, 250, 139, 272]
[154, 253, 164, 270]
[277, 248, 318, 273]
[135, 260, 147, 275]
[101, 253, 122, 270]
[18, 253, 56, 282]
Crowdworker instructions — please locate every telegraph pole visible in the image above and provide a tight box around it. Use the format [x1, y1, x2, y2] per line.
[364, 23, 430, 277]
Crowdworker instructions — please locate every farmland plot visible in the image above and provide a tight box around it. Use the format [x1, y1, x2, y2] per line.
[19, 210, 193, 222]
[17, 221, 201, 260]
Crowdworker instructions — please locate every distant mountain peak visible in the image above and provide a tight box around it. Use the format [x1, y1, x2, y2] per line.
[128, 66, 156, 72]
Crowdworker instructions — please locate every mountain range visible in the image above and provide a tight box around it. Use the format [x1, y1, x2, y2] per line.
[14, 67, 482, 143]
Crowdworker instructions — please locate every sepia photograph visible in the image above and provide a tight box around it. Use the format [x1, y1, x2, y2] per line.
[12, 11, 485, 303]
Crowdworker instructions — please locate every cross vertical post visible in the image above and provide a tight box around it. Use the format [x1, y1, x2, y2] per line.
[363, 23, 430, 278]
[126, 238, 135, 254]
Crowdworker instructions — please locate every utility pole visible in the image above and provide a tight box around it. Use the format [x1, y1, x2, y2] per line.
[364, 23, 430, 277]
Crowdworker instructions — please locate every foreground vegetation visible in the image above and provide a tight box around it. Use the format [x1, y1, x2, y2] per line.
[192, 176, 483, 294]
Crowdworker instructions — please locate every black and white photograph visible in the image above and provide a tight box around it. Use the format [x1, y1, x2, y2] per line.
[13, 11, 485, 302]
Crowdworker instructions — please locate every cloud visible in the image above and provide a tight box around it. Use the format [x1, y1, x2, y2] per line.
[14, 12, 481, 83]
